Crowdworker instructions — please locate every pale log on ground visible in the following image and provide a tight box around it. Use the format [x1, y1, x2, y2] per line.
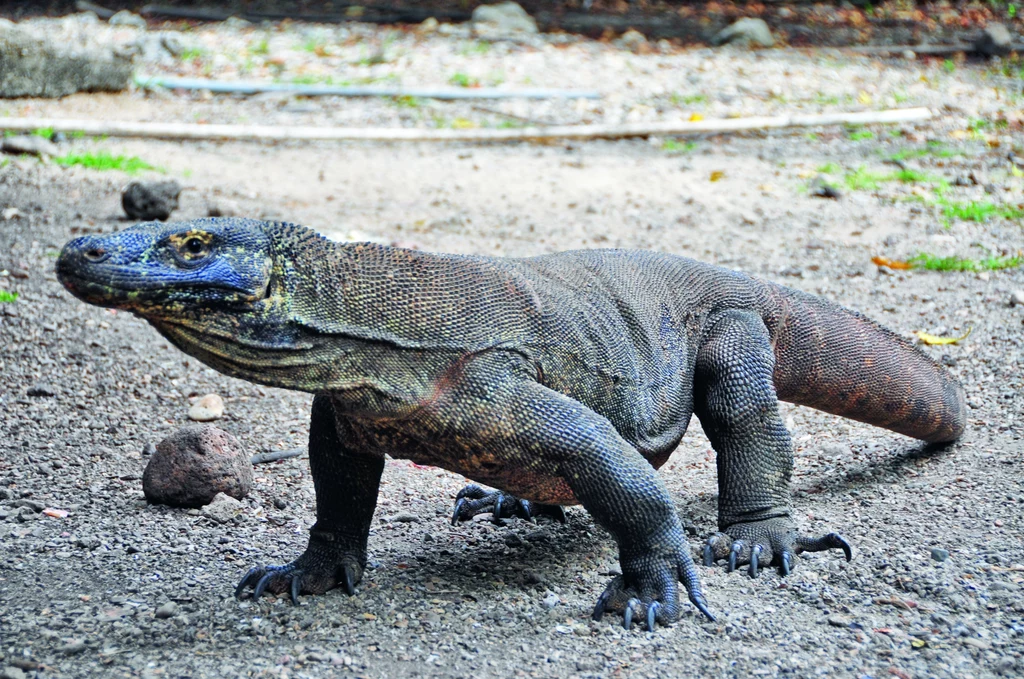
[0, 108, 932, 143]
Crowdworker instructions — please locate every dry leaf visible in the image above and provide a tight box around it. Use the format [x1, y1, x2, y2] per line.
[709, 171, 725, 182]
[915, 327, 972, 346]
[871, 256, 913, 270]
[689, 113, 704, 122]
[43, 508, 69, 518]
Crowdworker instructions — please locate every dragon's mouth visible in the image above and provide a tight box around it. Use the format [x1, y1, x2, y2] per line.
[56, 260, 263, 312]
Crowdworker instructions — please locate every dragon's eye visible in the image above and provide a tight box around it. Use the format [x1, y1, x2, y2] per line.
[172, 232, 212, 262]
[185, 237, 205, 254]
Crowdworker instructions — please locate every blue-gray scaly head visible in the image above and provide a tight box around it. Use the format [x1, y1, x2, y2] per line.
[56, 217, 273, 313]
[55, 218, 334, 388]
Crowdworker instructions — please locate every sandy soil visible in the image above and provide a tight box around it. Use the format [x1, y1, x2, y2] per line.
[1, 13, 1023, 679]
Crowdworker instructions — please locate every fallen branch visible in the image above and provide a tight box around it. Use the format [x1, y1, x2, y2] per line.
[0, 108, 932, 143]
[136, 76, 602, 100]
[139, 3, 471, 24]
[251, 448, 304, 465]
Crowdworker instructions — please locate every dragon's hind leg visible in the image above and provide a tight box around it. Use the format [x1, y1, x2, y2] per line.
[450, 483, 567, 525]
[695, 309, 852, 578]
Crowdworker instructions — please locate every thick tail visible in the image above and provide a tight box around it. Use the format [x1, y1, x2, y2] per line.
[764, 284, 966, 443]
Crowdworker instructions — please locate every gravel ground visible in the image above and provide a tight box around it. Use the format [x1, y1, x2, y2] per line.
[1, 13, 1023, 679]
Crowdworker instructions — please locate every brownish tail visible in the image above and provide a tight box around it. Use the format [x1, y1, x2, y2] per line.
[764, 284, 966, 443]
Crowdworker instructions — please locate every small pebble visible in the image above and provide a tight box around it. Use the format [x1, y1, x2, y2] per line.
[188, 393, 224, 422]
[154, 602, 178, 619]
[58, 639, 86, 654]
[931, 548, 950, 562]
[1010, 290, 1024, 307]
[26, 383, 56, 398]
[1, 666, 27, 679]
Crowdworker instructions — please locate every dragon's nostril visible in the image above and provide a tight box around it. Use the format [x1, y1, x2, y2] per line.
[83, 247, 108, 262]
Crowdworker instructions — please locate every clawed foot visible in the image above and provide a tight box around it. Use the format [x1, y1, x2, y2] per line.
[702, 518, 852, 578]
[235, 532, 365, 604]
[451, 484, 567, 526]
[592, 548, 715, 631]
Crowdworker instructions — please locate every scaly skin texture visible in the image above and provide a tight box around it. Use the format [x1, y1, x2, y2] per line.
[56, 218, 966, 630]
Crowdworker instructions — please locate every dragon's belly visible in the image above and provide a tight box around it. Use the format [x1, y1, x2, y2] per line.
[338, 407, 579, 505]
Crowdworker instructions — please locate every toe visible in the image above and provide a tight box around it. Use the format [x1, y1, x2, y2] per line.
[779, 549, 793, 576]
[748, 544, 762, 578]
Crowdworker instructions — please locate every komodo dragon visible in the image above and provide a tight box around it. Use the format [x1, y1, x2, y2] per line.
[56, 217, 966, 630]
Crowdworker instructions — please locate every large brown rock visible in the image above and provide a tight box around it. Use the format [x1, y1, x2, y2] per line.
[143, 425, 252, 508]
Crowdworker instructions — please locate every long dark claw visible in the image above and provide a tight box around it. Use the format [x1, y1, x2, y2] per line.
[728, 542, 742, 573]
[592, 588, 611, 622]
[703, 543, 714, 567]
[748, 545, 761, 579]
[341, 564, 356, 596]
[451, 498, 466, 526]
[780, 551, 792, 576]
[623, 600, 635, 631]
[796, 532, 853, 561]
[518, 499, 532, 520]
[252, 573, 274, 602]
[835, 534, 853, 562]
[647, 601, 660, 632]
[235, 568, 260, 599]
[289, 573, 302, 604]
[690, 591, 716, 622]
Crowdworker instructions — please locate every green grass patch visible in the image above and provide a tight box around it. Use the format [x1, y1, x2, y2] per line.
[391, 95, 423, 108]
[458, 41, 491, 56]
[847, 128, 875, 141]
[302, 37, 327, 53]
[943, 59, 956, 73]
[289, 73, 340, 85]
[888, 142, 960, 162]
[817, 163, 840, 174]
[938, 199, 1024, 222]
[670, 93, 708, 106]
[662, 139, 697, 154]
[179, 47, 205, 61]
[449, 72, 479, 88]
[894, 168, 937, 183]
[0, 290, 18, 303]
[844, 166, 893, 190]
[53, 151, 159, 175]
[967, 118, 990, 132]
[909, 252, 1023, 272]
[249, 38, 270, 55]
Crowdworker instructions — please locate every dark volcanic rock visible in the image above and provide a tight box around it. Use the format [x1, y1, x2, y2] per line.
[142, 425, 252, 508]
[121, 180, 182, 221]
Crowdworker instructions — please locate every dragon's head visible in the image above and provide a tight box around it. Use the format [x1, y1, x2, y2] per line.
[56, 218, 274, 316]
